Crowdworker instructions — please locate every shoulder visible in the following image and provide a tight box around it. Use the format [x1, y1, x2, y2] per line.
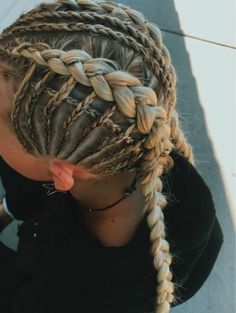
[163, 151, 216, 251]
[164, 150, 214, 202]
[0, 156, 45, 221]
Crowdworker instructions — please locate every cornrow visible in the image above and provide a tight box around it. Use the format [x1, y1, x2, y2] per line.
[97, 123, 137, 152]
[1, 18, 175, 119]
[90, 105, 116, 129]
[65, 123, 137, 164]
[10, 63, 38, 153]
[44, 76, 77, 153]
[58, 94, 116, 158]
[12, 43, 159, 151]
[0, 1, 196, 312]
[61, 91, 97, 149]
[44, 85, 123, 136]
[91, 141, 143, 171]
[24, 70, 55, 151]
[2, 9, 167, 68]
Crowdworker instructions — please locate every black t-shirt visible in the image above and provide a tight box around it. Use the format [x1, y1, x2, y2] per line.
[0, 151, 224, 313]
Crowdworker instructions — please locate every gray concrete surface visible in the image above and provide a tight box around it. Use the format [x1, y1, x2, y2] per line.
[0, 1, 235, 312]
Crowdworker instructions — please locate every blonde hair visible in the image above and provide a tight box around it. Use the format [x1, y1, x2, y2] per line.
[0, 0, 195, 311]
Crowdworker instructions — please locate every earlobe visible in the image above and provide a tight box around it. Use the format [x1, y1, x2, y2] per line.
[50, 161, 75, 191]
[53, 174, 74, 191]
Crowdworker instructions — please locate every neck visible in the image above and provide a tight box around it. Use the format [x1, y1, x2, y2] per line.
[68, 169, 145, 219]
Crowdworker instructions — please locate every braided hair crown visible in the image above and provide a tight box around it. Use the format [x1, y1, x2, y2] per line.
[0, 0, 195, 312]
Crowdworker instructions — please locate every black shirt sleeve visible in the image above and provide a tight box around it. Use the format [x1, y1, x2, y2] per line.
[162, 152, 224, 306]
[0, 156, 45, 221]
[0, 152, 224, 313]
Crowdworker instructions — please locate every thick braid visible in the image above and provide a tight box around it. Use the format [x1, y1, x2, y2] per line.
[139, 110, 176, 311]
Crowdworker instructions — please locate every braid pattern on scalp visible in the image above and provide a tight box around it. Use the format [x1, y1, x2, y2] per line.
[0, 0, 177, 121]
[24, 70, 55, 152]
[0, 0, 194, 164]
[44, 84, 124, 138]
[10, 63, 38, 153]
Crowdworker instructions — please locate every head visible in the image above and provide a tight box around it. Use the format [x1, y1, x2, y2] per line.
[0, 0, 195, 311]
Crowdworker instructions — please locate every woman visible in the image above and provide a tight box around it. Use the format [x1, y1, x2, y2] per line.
[0, 1, 224, 312]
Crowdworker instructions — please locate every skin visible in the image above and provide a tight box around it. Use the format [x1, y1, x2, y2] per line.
[0, 70, 146, 247]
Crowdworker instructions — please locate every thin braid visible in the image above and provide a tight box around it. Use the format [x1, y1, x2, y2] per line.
[41, 84, 123, 135]
[55, 90, 97, 155]
[29, 82, 98, 116]
[57, 92, 116, 154]
[43, 76, 77, 154]
[6, 23, 173, 96]
[74, 123, 137, 169]
[80, 119, 129, 158]
[24, 70, 55, 151]
[90, 141, 143, 170]
[2, 10, 161, 58]
[104, 118, 123, 134]
[46, 84, 123, 135]
[66, 123, 137, 164]
[89, 105, 117, 129]
[63, 91, 96, 137]
[11, 63, 38, 152]
[31, 84, 127, 153]
[90, 144, 144, 176]
[97, 123, 136, 152]
[100, 153, 141, 175]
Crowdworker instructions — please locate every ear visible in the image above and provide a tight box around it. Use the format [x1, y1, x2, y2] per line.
[49, 161, 75, 191]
